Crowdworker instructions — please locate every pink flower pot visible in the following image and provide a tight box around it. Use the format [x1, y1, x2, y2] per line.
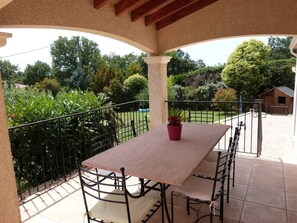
[167, 124, 182, 141]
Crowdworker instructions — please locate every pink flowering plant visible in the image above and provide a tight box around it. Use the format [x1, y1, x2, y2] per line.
[168, 115, 182, 126]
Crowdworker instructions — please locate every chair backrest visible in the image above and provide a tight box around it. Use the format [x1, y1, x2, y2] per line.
[211, 151, 229, 200]
[115, 120, 135, 144]
[132, 116, 149, 136]
[91, 130, 115, 156]
[78, 165, 161, 223]
[236, 121, 243, 142]
[227, 133, 239, 169]
[238, 121, 244, 130]
[231, 125, 241, 157]
[78, 166, 132, 221]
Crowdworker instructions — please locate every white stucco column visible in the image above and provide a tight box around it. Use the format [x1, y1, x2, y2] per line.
[143, 56, 171, 128]
[0, 32, 21, 223]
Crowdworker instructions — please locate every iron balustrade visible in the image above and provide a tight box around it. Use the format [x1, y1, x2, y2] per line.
[9, 100, 262, 202]
[167, 100, 262, 157]
[10, 101, 149, 202]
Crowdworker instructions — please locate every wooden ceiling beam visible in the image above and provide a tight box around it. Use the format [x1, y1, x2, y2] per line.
[115, 0, 142, 16]
[93, 0, 110, 10]
[131, 0, 172, 22]
[145, 0, 197, 26]
[156, 0, 218, 30]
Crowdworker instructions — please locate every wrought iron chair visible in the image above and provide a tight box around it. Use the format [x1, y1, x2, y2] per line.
[171, 150, 231, 223]
[115, 120, 136, 144]
[132, 116, 149, 136]
[193, 132, 239, 203]
[90, 129, 127, 187]
[78, 165, 161, 223]
[90, 130, 115, 156]
[202, 122, 242, 190]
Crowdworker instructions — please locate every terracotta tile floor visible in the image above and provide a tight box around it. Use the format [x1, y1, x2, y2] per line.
[20, 114, 297, 223]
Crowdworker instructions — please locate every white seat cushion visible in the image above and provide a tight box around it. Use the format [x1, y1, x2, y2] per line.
[205, 150, 227, 162]
[174, 176, 221, 201]
[89, 189, 157, 223]
[193, 160, 216, 177]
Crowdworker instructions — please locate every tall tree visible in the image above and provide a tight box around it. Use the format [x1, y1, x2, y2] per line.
[50, 36, 101, 89]
[264, 58, 296, 90]
[90, 58, 119, 94]
[23, 61, 51, 85]
[137, 52, 148, 77]
[105, 53, 146, 81]
[165, 49, 200, 76]
[125, 61, 142, 79]
[0, 60, 19, 84]
[222, 39, 270, 100]
[268, 36, 293, 60]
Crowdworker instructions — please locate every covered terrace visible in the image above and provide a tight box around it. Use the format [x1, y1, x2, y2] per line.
[1, 0, 297, 222]
[19, 114, 297, 223]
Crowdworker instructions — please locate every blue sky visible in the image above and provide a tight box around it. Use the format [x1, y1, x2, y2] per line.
[0, 28, 269, 71]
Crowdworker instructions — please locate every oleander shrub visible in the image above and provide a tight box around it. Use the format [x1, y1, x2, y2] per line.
[4, 84, 107, 127]
[4, 84, 120, 196]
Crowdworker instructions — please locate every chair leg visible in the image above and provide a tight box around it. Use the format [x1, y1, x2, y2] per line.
[161, 190, 164, 222]
[227, 174, 230, 203]
[232, 159, 236, 187]
[186, 197, 190, 215]
[171, 192, 174, 223]
[220, 190, 224, 223]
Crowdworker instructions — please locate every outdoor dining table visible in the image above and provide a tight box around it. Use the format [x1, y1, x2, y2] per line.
[82, 122, 230, 223]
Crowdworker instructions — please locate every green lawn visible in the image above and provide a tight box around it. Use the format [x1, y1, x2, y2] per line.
[116, 110, 238, 125]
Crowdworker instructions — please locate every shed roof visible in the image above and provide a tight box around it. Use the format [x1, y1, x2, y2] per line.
[260, 86, 295, 98]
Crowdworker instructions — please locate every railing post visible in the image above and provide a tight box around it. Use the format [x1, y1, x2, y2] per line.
[257, 102, 263, 157]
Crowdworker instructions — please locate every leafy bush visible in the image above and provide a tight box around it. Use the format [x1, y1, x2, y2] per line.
[135, 87, 149, 100]
[103, 78, 127, 104]
[4, 85, 107, 127]
[212, 88, 237, 110]
[212, 88, 237, 102]
[123, 73, 148, 100]
[5, 85, 118, 197]
[36, 77, 61, 96]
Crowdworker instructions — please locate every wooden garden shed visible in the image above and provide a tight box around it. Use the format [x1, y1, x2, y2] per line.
[259, 86, 294, 115]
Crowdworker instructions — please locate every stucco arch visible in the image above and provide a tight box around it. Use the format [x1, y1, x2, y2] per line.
[0, 0, 159, 54]
[1, 0, 297, 55]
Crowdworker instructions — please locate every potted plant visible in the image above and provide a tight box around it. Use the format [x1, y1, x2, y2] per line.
[167, 115, 182, 140]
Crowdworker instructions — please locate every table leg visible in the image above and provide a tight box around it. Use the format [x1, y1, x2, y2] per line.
[161, 183, 172, 223]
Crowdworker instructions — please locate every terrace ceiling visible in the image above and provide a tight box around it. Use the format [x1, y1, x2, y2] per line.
[0, 0, 297, 54]
[93, 0, 218, 30]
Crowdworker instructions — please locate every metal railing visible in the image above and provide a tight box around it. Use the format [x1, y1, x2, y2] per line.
[167, 100, 263, 156]
[10, 100, 262, 202]
[10, 101, 149, 202]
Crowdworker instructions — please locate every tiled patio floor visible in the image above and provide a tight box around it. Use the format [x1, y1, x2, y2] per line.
[20, 114, 297, 223]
